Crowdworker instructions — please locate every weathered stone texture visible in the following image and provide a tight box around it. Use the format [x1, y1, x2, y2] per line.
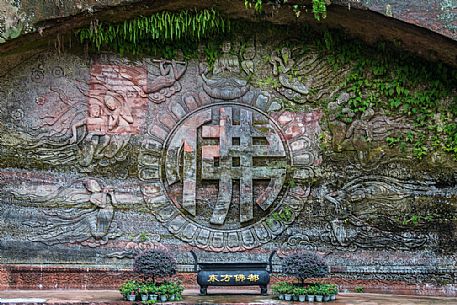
[1, 1, 457, 67]
[0, 16, 456, 295]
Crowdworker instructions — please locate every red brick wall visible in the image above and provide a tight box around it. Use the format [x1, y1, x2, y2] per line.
[1, 265, 456, 296]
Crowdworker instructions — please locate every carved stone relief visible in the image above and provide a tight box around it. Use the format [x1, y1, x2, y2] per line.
[142, 83, 318, 251]
[0, 30, 456, 287]
[12, 178, 120, 246]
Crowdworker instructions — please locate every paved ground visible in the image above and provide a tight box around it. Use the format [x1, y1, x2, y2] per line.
[0, 289, 456, 304]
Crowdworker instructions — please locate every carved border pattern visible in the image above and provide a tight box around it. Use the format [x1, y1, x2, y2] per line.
[140, 86, 317, 252]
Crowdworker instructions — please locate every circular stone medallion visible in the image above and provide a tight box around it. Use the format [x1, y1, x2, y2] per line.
[142, 101, 312, 252]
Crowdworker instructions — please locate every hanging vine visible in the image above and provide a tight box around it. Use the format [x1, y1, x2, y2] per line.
[77, 9, 229, 54]
[244, 0, 328, 20]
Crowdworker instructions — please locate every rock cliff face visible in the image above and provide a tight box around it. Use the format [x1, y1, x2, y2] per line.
[0, 2, 457, 296]
[1, 0, 456, 39]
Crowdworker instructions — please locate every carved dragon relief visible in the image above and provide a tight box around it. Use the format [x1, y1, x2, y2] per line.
[280, 174, 457, 253]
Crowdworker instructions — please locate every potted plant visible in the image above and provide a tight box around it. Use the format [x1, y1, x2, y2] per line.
[314, 285, 323, 302]
[293, 287, 306, 302]
[281, 251, 329, 285]
[158, 283, 168, 302]
[133, 250, 177, 284]
[140, 284, 149, 301]
[271, 282, 290, 300]
[173, 280, 184, 301]
[321, 284, 331, 302]
[292, 287, 299, 302]
[284, 284, 294, 301]
[119, 280, 139, 301]
[148, 283, 158, 301]
[127, 290, 137, 302]
[168, 282, 177, 301]
[329, 284, 338, 300]
[306, 286, 316, 302]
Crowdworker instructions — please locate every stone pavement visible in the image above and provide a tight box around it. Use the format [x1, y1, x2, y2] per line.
[0, 289, 457, 304]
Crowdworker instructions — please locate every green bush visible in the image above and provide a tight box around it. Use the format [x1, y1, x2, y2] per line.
[271, 281, 294, 295]
[355, 286, 364, 293]
[306, 285, 317, 295]
[119, 280, 140, 297]
[293, 287, 306, 296]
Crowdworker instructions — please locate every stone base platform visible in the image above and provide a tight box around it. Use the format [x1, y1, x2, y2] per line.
[1, 290, 457, 305]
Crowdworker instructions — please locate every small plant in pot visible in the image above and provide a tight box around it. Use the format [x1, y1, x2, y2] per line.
[119, 280, 139, 301]
[281, 251, 329, 286]
[293, 287, 306, 302]
[147, 283, 158, 301]
[321, 284, 331, 302]
[128, 290, 137, 302]
[306, 285, 317, 302]
[139, 284, 149, 301]
[283, 284, 294, 301]
[158, 284, 169, 302]
[271, 281, 291, 300]
[314, 285, 323, 302]
[171, 280, 184, 301]
[168, 282, 177, 301]
[329, 284, 338, 300]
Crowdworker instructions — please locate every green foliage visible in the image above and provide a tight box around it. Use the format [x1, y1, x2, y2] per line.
[119, 280, 140, 296]
[312, 0, 327, 21]
[204, 40, 221, 70]
[401, 214, 434, 226]
[0, 22, 24, 43]
[271, 206, 293, 222]
[120, 280, 183, 301]
[244, 0, 263, 12]
[243, 0, 328, 21]
[320, 30, 457, 160]
[77, 9, 229, 55]
[354, 286, 364, 293]
[274, 283, 338, 296]
[271, 281, 295, 295]
[293, 287, 307, 295]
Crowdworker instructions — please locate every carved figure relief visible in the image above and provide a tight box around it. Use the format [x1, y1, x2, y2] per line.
[312, 175, 457, 251]
[202, 75, 250, 100]
[270, 48, 309, 101]
[143, 60, 187, 104]
[6, 63, 147, 173]
[14, 179, 120, 247]
[270, 47, 347, 103]
[241, 45, 256, 75]
[213, 41, 240, 75]
[1, 32, 456, 282]
[328, 102, 412, 153]
[71, 93, 134, 169]
[74, 64, 147, 170]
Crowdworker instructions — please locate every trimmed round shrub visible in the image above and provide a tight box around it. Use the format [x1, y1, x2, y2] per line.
[281, 251, 329, 284]
[133, 250, 177, 283]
